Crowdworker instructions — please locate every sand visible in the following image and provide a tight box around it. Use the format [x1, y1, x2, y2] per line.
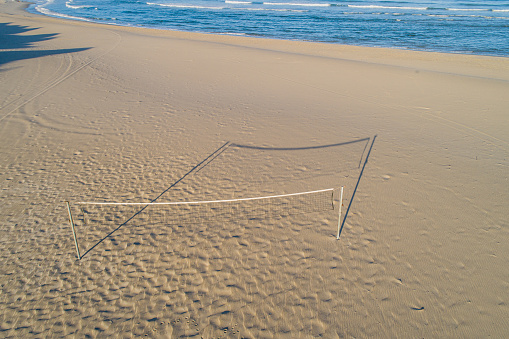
[1, 0, 509, 337]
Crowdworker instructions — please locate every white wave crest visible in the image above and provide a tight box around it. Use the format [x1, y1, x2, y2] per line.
[147, 2, 225, 10]
[348, 5, 427, 11]
[36, 3, 91, 21]
[240, 7, 307, 12]
[66, 2, 97, 10]
[147, 1, 309, 11]
[225, 1, 252, 4]
[263, 2, 330, 7]
[446, 8, 489, 12]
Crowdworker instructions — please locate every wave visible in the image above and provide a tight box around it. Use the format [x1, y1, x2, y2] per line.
[260, 2, 508, 13]
[262, 2, 330, 7]
[148, 0, 330, 8]
[65, 0, 95, 9]
[147, 2, 307, 12]
[225, 1, 252, 4]
[147, 2, 226, 9]
[144, 0, 509, 14]
[347, 5, 508, 13]
[66, 4, 97, 10]
[225, 0, 329, 6]
[347, 5, 427, 11]
[144, 2, 509, 18]
[36, 3, 91, 21]
[241, 7, 307, 12]
[446, 8, 490, 12]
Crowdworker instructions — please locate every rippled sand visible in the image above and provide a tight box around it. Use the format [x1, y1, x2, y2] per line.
[1, 1, 509, 337]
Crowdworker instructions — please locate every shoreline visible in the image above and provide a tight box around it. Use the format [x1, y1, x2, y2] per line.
[5, 0, 509, 83]
[19, 0, 509, 59]
[16, 0, 509, 60]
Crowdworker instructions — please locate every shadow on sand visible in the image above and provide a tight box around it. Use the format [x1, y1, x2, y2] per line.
[77, 142, 232, 260]
[338, 135, 377, 238]
[234, 136, 377, 238]
[76, 136, 376, 258]
[0, 22, 90, 67]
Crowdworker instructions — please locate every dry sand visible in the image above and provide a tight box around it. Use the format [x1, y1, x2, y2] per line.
[1, 0, 509, 337]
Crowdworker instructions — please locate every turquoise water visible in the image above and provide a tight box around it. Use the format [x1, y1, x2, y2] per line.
[27, 0, 509, 56]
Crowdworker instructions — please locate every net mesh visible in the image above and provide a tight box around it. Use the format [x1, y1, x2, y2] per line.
[73, 188, 335, 228]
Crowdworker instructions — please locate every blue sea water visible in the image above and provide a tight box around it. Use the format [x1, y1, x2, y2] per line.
[26, 0, 509, 56]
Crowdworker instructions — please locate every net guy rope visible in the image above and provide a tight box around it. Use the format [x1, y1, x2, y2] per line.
[66, 187, 344, 260]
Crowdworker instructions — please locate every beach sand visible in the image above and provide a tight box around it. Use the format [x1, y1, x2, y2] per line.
[1, 0, 509, 337]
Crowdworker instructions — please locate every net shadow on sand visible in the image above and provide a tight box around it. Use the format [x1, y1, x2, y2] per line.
[338, 135, 376, 238]
[74, 141, 231, 260]
[44, 136, 377, 337]
[71, 136, 375, 259]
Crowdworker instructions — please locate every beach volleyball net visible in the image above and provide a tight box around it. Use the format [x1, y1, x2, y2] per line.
[66, 187, 343, 259]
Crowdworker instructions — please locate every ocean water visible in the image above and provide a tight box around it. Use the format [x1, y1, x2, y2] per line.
[26, 0, 509, 56]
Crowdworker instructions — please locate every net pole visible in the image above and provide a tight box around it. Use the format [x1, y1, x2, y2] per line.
[66, 201, 81, 259]
[336, 187, 344, 240]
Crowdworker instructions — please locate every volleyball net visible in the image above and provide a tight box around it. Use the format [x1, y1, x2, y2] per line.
[66, 187, 343, 259]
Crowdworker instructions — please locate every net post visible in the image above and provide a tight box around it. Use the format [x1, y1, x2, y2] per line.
[66, 201, 81, 260]
[336, 186, 344, 240]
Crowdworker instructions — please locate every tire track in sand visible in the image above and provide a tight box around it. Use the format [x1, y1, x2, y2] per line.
[0, 28, 123, 124]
